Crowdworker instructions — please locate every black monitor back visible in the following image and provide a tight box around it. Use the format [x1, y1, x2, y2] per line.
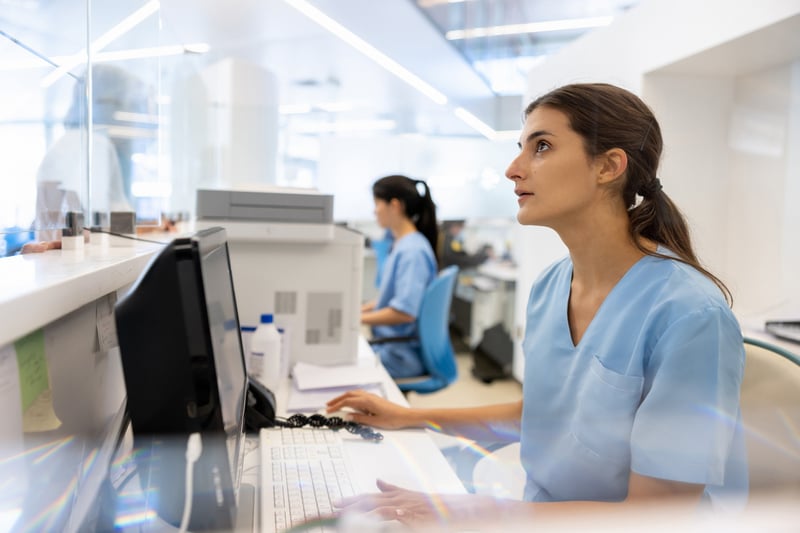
[115, 227, 247, 530]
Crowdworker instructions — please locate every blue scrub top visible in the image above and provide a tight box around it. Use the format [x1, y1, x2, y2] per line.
[520, 250, 748, 509]
[372, 231, 437, 378]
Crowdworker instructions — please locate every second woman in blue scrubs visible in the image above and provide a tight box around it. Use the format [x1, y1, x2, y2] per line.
[362, 174, 439, 378]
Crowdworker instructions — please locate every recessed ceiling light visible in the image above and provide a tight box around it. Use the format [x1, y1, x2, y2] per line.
[445, 16, 614, 40]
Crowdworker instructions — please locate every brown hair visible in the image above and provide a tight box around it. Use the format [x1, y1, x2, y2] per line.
[526, 83, 731, 304]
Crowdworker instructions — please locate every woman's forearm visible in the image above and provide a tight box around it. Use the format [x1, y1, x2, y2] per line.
[404, 400, 522, 442]
[361, 306, 414, 326]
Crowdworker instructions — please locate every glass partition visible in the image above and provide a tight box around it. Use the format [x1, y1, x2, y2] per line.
[0, 1, 179, 257]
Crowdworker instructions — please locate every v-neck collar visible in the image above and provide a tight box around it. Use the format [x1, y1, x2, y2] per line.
[562, 252, 656, 349]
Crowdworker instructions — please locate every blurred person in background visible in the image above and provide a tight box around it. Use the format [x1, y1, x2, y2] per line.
[28, 64, 150, 249]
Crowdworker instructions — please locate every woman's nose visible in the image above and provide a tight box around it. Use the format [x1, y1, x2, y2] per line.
[505, 157, 521, 181]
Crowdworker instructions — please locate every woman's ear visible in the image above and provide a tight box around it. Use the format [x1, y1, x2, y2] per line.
[597, 148, 628, 185]
[388, 197, 404, 214]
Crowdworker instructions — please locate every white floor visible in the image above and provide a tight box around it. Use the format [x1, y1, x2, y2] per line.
[406, 351, 522, 409]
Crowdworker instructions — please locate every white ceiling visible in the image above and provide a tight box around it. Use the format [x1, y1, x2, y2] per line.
[0, 0, 636, 138]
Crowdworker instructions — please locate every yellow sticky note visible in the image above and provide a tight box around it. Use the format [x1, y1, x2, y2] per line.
[14, 330, 49, 412]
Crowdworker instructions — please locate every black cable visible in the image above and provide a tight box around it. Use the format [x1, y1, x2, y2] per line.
[274, 413, 384, 442]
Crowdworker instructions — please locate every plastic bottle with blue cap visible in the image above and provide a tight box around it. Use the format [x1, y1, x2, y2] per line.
[249, 313, 282, 392]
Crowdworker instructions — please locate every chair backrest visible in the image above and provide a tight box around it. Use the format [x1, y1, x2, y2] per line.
[740, 337, 800, 493]
[404, 265, 459, 393]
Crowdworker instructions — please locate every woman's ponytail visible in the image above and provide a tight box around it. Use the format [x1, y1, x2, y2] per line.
[413, 180, 439, 262]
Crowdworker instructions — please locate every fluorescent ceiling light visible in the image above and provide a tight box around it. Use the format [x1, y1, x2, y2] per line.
[89, 0, 161, 51]
[281, 0, 448, 106]
[446, 16, 614, 40]
[41, 0, 161, 87]
[113, 111, 160, 124]
[106, 125, 158, 139]
[453, 107, 496, 140]
[0, 43, 208, 71]
[93, 44, 209, 62]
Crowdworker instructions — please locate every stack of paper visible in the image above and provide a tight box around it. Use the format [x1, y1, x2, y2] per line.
[287, 362, 386, 412]
[292, 361, 384, 391]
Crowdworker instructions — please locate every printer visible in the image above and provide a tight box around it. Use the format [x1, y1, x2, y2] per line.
[196, 187, 364, 366]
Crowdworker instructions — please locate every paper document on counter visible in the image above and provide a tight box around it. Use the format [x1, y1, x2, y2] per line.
[287, 382, 384, 412]
[292, 361, 384, 391]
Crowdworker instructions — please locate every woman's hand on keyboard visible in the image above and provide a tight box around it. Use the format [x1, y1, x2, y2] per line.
[325, 390, 412, 430]
[336, 479, 502, 528]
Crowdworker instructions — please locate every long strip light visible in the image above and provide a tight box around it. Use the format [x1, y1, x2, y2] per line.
[93, 44, 209, 62]
[446, 16, 614, 40]
[451, 111, 521, 143]
[280, 0, 448, 105]
[2, 43, 208, 72]
[453, 107, 496, 140]
[41, 0, 161, 87]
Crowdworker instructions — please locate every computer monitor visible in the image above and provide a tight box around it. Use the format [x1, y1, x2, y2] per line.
[114, 227, 248, 530]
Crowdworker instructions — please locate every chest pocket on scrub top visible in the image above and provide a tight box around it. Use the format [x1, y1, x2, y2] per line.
[570, 355, 644, 465]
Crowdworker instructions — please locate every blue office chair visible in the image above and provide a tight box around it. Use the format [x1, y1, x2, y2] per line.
[370, 265, 460, 394]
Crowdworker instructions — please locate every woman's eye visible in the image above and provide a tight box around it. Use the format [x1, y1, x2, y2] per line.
[535, 141, 550, 153]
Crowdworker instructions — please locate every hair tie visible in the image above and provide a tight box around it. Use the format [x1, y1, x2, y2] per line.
[638, 178, 663, 198]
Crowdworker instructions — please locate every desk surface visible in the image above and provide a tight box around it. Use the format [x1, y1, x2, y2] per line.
[477, 261, 518, 282]
[253, 336, 463, 490]
[237, 337, 465, 529]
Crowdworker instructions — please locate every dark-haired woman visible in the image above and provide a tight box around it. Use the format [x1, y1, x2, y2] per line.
[328, 84, 747, 527]
[362, 175, 439, 378]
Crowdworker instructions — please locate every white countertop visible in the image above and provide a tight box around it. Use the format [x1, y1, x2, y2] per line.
[0, 241, 163, 348]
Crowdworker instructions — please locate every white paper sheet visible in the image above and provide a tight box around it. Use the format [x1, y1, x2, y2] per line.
[292, 361, 385, 391]
[0, 343, 27, 510]
[286, 382, 385, 413]
[0, 344, 24, 442]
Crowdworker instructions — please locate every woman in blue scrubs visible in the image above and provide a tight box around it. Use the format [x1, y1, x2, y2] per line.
[327, 84, 747, 527]
[362, 175, 439, 378]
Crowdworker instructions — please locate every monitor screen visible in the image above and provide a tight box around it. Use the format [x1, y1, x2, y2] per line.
[199, 236, 248, 479]
[114, 226, 248, 530]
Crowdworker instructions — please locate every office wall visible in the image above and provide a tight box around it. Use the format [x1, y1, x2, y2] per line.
[316, 135, 519, 221]
[642, 75, 735, 282]
[643, 64, 799, 318]
[724, 63, 800, 315]
[512, 0, 800, 380]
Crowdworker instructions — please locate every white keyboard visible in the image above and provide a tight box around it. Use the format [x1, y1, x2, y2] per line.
[259, 426, 356, 532]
